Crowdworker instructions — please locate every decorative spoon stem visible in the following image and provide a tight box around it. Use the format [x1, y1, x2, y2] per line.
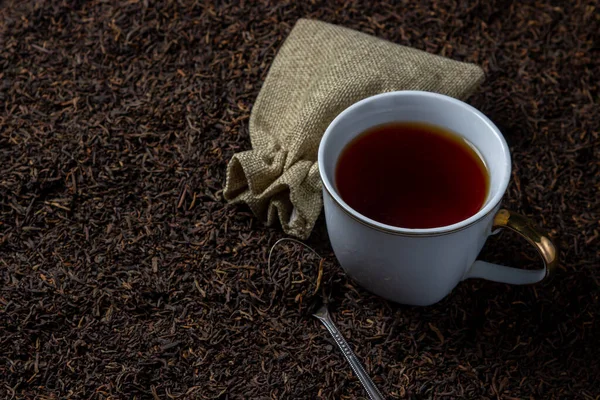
[313, 304, 386, 400]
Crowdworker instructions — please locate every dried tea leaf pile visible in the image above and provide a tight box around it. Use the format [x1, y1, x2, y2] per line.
[1, 1, 598, 399]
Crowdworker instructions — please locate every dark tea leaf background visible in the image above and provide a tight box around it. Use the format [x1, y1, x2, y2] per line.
[0, 0, 598, 399]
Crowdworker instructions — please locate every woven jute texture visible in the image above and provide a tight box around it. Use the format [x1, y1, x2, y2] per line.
[224, 18, 485, 239]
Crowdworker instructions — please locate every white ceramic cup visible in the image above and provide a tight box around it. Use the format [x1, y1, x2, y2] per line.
[318, 91, 557, 306]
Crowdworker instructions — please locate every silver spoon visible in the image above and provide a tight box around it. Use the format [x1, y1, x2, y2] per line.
[313, 304, 386, 400]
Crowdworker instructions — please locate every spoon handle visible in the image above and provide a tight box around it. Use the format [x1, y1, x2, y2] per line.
[314, 306, 386, 400]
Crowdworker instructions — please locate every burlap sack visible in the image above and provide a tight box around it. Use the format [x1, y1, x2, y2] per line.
[224, 18, 485, 240]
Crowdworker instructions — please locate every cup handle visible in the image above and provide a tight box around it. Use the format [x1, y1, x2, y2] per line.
[463, 209, 558, 285]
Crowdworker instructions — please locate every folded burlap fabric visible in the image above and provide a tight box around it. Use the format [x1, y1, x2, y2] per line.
[224, 18, 484, 239]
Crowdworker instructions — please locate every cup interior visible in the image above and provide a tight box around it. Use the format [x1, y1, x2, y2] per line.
[318, 90, 511, 234]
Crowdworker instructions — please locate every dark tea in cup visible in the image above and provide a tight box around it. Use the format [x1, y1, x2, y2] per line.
[335, 121, 489, 229]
